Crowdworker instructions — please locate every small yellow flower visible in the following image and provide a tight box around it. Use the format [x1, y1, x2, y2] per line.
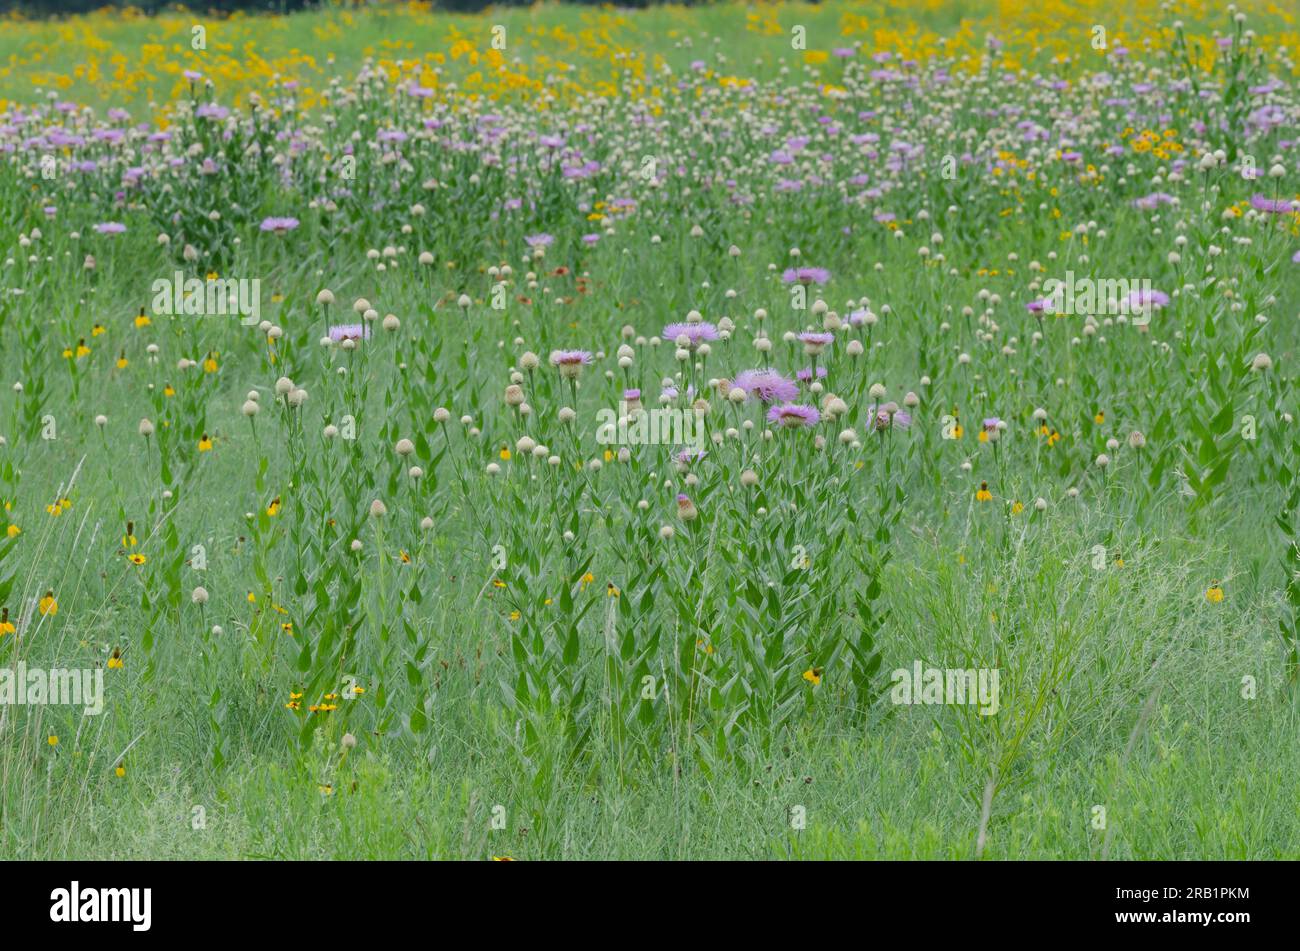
[802, 667, 823, 686]
[39, 591, 58, 616]
[606, 582, 620, 597]
[509, 609, 521, 621]
[134, 309, 151, 328]
[976, 482, 993, 502]
[48, 735, 59, 747]
[6, 525, 19, 538]
[198, 434, 213, 452]
[107, 648, 124, 669]
[1011, 501, 1024, 515]
[1094, 411, 1105, 425]
[499, 446, 511, 460]
[116, 353, 128, 369]
[203, 353, 218, 373]
[1206, 582, 1224, 604]
[128, 553, 147, 565]
[115, 763, 126, 778]
[92, 323, 105, 337]
[163, 384, 175, 397]
[266, 497, 281, 516]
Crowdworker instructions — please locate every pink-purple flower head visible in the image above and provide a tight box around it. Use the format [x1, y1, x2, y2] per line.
[623, 388, 641, 401]
[767, 403, 821, 428]
[676, 448, 707, 465]
[798, 331, 834, 354]
[94, 221, 126, 235]
[525, 233, 554, 248]
[329, 323, 370, 343]
[982, 417, 1001, 432]
[1133, 192, 1175, 211]
[1121, 288, 1169, 312]
[550, 349, 593, 379]
[662, 321, 719, 348]
[796, 366, 828, 382]
[260, 216, 300, 235]
[781, 266, 831, 285]
[731, 368, 799, 404]
[1251, 194, 1298, 215]
[868, 404, 912, 430]
[194, 103, 229, 121]
[1292, 249, 1300, 264]
[1026, 298, 1049, 314]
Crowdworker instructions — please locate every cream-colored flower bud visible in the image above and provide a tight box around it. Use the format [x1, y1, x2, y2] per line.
[369, 499, 387, 518]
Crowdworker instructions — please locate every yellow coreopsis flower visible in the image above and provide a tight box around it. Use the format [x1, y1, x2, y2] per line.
[39, 591, 58, 616]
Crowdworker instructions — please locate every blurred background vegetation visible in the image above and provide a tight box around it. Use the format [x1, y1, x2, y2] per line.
[1, 0, 708, 16]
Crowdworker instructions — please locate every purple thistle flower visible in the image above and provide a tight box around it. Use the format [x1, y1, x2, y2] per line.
[798, 331, 834, 353]
[781, 266, 831, 285]
[868, 404, 911, 430]
[731, 368, 799, 404]
[94, 222, 126, 234]
[1121, 288, 1169, 312]
[662, 322, 719, 347]
[525, 233, 554, 248]
[1251, 194, 1297, 214]
[329, 324, 370, 343]
[767, 403, 821, 428]
[549, 349, 592, 379]
[259, 216, 300, 234]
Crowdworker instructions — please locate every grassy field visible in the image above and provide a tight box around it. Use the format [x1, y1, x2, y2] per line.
[1, 0, 1299, 860]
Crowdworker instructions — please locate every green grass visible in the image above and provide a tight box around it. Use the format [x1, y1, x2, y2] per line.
[1, 0, 1299, 860]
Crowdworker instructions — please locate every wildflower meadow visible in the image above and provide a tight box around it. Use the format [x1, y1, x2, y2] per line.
[1, 0, 1299, 864]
